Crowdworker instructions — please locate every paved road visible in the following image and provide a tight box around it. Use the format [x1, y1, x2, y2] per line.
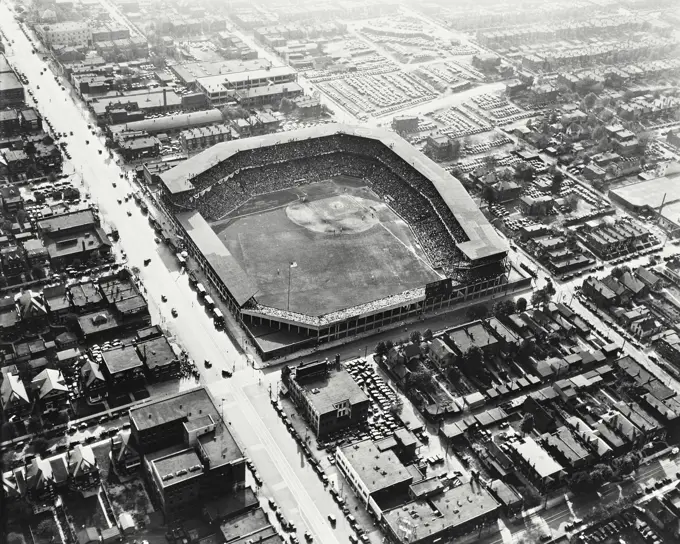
[0, 5, 351, 542]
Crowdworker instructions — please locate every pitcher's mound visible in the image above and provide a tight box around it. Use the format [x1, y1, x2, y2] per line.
[286, 194, 379, 234]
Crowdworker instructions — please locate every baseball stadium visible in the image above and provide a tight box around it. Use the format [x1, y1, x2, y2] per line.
[159, 125, 516, 360]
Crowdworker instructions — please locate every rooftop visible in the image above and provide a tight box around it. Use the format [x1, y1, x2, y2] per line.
[339, 439, 413, 495]
[136, 336, 176, 370]
[101, 346, 143, 375]
[510, 436, 564, 479]
[151, 448, 203, 487]
[383, 482, 499, 541]
[296, 367, 368, 415]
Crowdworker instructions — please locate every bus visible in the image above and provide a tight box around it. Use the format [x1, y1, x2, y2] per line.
[213, 308, 224, 328]
[196, 283, 206, 297]
[205, 295, 215, 309]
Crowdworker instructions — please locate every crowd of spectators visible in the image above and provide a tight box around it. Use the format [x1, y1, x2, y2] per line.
[170, 135, 474, 274]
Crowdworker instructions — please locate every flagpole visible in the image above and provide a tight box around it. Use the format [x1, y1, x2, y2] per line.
[287, 265, 292, 311]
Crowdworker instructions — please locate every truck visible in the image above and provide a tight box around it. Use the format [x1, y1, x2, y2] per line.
[205, 295, 215, 309]
[213, 308, 224, 328]
[196, 283, 206, 297]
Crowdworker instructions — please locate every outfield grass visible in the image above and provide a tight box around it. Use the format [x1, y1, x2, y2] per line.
[211, 179, 440, 316]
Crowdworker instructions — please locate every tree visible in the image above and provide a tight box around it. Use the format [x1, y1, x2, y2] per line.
[611, 265, 631, 280]
[551, 170, 564, 195]
[24, 141, 36, 155]
[481, 185, 496, 204]
[596, 136, 610, 153]
[568, 470, 593, 493]
[16, 209, 27, 224]
[514, 162, 536, 184]
[221, 105, 248, 121]
[492, 299, 515, 318]
[407, 368, 434, 392]
[583, 92, 597, 111]
[463, 345, 484, 367]
[33, 437, 49, 455]
[375, 341, 388, 358]
[466, 304, 488, 321]
[279, 97, 295, 113]
[409, 330, 422, 344]
[517, 338, 535, 363]
[520, 413, 535, 434]
[591, 463, 614, 487]
[72, 258, 82, 269]
[422, 329, 433, 341]
[531, 288, 551, 308]
[544, 279, 556, 298]
[389, 401, 403, 416]
[31, 265, 46, 280]
[385, 339, 394, 351]
[0, 275, 8, 289]
[516, 297, 527, 312]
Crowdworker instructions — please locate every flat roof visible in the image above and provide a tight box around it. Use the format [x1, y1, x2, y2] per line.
[161, 125, 508, 261]
[101, 346, 143, 374]
[130, 387, 216, 430]
[110, 109, 223, 135]
[171, 58, 272, 84]
[151, 448, 202, 487]
[339, 439, 413, 495]
[78, 309, 120, 335]
[219, 508, 270, 542]
[296, 368, 368, 415]
[0, 72, 23, 91]
[38, 209, 96, 233]
[611, 175, 680, 209]
[383, 482, 499, 540]
[136, 336, 176, 369]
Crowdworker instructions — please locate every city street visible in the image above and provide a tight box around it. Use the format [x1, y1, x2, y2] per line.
[0, 4, 353, 543]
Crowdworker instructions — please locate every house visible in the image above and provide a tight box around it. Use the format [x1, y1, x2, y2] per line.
[30, 368, 68, 412]
[635, 267, 663, 291]
[583, 277, 617, 308]
[601, 276, 631, 305]
[620, 271, 648, 298]
[110, 429, 141, 475]
[631, 315, 657, 339]
[0, 370, 31, 418]
[68, 444, 99, 488]
[507, 436, 565, 490]
[429, 337, 455, 368]
[77, 528, 100, 544]
[80, 358, 107, 401]
[283, 360, 369, 439]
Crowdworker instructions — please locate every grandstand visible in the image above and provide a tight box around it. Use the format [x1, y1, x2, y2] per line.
[159, 125, 510, 360]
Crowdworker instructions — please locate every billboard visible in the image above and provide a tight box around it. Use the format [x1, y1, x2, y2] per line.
[425, 278, 453, 300]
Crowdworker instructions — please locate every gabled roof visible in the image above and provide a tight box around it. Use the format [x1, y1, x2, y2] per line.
[1, 372, 30, 408]
[620, 271, 646, 295]
[81, 359, 105, 387]
[69, 444, 97, 477]
[635, 266, 661, 287]
[31, 368, 68, 399]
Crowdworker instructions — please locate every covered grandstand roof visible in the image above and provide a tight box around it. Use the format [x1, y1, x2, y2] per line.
[177, 210, 258, 306]
[160, 124, 508, 261]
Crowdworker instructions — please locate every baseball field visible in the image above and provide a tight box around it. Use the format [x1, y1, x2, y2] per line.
[210, 177, 440, 316]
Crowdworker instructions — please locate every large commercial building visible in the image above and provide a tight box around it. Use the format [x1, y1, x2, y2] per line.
[283, 360, 369, 439]
[130, 388, 246, 519]
[382, 482, 500, 544]
[0, 55, 25, 108]
[195, 65, 298, 107]
[38, 22, 91, 47]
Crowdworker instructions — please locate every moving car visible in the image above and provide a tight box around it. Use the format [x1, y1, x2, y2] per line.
[171, 308, 178, 317]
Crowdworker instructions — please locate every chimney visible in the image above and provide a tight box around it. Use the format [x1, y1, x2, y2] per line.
[163, 88, 167, 108]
